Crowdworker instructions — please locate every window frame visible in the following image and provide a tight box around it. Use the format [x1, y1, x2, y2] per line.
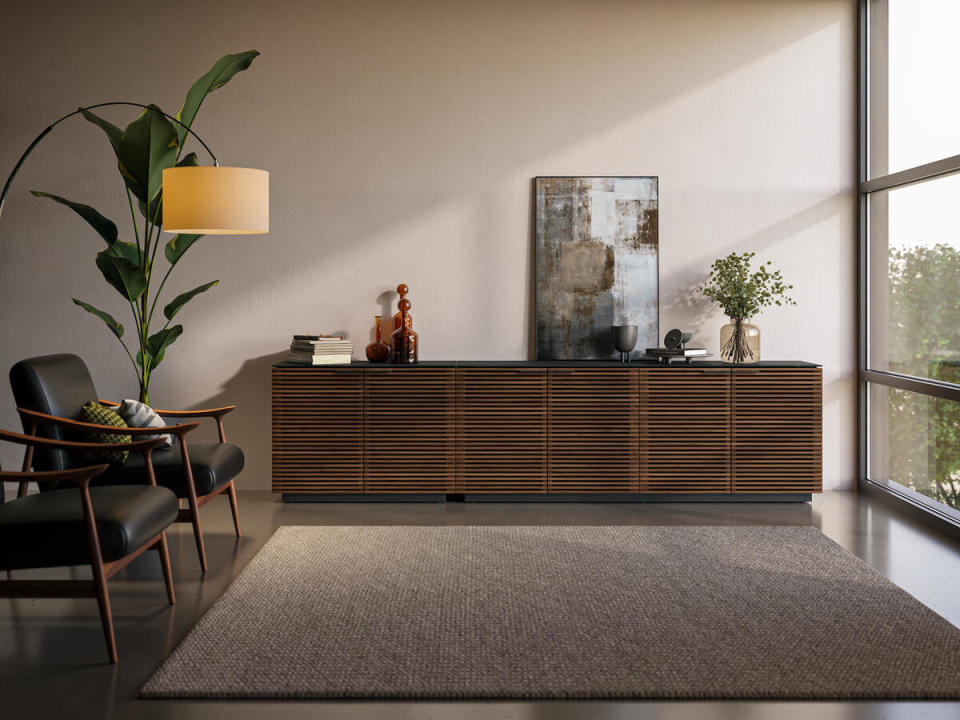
[859, 0, 960, 530]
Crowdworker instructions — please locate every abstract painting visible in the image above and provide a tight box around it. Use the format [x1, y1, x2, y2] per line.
[535, 177, 659, 360]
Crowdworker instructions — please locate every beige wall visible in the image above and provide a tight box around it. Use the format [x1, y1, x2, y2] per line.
[0, 0, 857, 490]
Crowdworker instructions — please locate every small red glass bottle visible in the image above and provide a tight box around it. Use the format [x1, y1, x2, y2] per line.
[365, 315, 391, 362]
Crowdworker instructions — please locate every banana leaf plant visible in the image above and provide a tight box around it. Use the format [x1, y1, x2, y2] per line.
[33, 51, 258, 403]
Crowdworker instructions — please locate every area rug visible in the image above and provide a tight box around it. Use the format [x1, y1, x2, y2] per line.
[141, 525, 960, 700]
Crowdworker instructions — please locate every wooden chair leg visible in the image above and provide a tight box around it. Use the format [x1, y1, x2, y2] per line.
[227, 480, 242, 538]
[156, 533, 175, 605]
[92, 563, 117, 664]
[80, 485, 118, 664]
[185, 492, 207, 573]
[179, 441, 208, 572]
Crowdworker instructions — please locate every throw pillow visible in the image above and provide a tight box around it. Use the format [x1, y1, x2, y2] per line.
[79, 401, 132, 465]
[117, 399, 173, 448]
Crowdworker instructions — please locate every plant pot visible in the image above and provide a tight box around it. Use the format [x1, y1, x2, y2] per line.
[720, 317, 760, 364]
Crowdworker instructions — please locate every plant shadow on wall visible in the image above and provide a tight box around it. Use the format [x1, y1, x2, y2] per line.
[659, 194, 843, 349]
[27, 51, 259, 404]
[660, 280, 716, 344]
[185, 350, 288, 490]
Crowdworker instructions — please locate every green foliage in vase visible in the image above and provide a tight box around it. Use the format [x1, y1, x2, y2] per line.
[885, 243, 960, 510]
[700, 251, 796, 320]
[32, 51, 259, 403]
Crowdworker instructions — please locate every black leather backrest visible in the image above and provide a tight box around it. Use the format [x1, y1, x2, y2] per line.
[9, 354, 99, 471]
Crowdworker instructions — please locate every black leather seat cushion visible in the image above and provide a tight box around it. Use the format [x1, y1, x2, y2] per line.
[0, 485, 177, 570]
[96, 442, 244, 497]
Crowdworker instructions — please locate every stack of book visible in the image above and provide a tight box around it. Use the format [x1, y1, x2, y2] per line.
[287, 335, 353, 365]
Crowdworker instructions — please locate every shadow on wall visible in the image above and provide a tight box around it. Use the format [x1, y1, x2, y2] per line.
[374, 288, 399, 342]
[189, 350, 287, 492]
[660, 193, 851, 345]
[660, 279, 716, 342]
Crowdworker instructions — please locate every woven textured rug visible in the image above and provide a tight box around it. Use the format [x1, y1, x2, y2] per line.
[142, 525, 960, 700]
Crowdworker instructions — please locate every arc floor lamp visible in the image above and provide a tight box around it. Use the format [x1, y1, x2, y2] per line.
[0, 101, 268, 234]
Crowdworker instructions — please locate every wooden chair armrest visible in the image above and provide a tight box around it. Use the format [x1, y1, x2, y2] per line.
[2, 428, 164, 496]
[99, 400, 236, 443]
[0, 464, 108, 487]
[155, 405, 236, 419]
[16, 408, 200, 437]
[99, 400, 236, 419]
[0, 427, 166, 453]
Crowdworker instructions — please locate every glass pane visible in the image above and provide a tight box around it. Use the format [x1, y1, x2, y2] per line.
[868, 0, 960, 178]
[870, 384, 960, 512]
[868, 173, 960, 380]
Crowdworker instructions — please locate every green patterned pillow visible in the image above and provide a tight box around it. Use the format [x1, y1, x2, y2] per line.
[79, 401, 132, 465]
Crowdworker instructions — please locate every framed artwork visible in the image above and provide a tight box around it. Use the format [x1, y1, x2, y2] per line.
[534, 176, 659, 360]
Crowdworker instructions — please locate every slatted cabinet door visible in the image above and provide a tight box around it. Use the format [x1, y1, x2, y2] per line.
[456, 369, 547, 493]
[641, 368, 731, 493]
[364, 369, 456, 494]
[732, 368, 823, 493]
[547, 369, 640, 493]
[272, 367, 363, 494]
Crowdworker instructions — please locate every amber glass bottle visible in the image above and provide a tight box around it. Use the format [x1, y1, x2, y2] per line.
[391, 298, 418, 363]
[365, 315, 391, 362]
[392, 283, 412, 330]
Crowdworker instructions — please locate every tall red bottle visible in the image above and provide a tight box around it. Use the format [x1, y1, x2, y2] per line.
[391, 297, 418, 363]
[392, 283, 413, 331]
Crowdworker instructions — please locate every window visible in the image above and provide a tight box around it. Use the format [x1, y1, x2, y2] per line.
[868, 0, 960, 177]
[862, 0, 960, 521]
[870, 385, 960, 511]
[868, 174, 960, 381]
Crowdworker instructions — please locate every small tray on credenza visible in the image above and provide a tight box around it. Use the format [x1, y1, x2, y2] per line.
[642, 350, 714, 364]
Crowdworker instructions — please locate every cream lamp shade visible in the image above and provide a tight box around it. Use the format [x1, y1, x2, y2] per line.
[161, 166, 269, 234]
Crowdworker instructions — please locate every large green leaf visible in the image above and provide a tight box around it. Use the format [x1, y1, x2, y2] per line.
[176, 152, 200, 169]
[174, 51, 259, 146]
[72, 298, 124, 338]
[137, 151, 199, 223]
[164, 233, 203, 265]
[95, 250, 147, 301]
[163, 280, 218, 321]
[117, 105, 178, 207]
[81, 109, 122, 156]
[30, 192, 117, 245]
[144, 325, 183, 370]
[108, 240, 150, 272]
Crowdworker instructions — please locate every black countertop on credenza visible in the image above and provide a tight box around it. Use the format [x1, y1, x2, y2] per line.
[274, 360, 820, 369]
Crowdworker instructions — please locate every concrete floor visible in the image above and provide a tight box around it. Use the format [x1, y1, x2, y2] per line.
[2, 489, 960, 719]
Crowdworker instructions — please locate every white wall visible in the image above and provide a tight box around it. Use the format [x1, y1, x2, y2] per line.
[0, 0, 857, 490]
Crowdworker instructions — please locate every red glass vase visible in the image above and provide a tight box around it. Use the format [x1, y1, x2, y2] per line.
[365, 315, 391, 362]
[391, 298, 418, 363]
[392, 283, 412, 331]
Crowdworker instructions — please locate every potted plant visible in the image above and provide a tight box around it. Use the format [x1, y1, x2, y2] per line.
[29, 52, 259, 403]
[701, 251, 795, 364]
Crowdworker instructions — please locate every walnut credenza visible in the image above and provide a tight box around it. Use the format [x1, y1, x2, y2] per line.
[272, 361, 822, 502]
